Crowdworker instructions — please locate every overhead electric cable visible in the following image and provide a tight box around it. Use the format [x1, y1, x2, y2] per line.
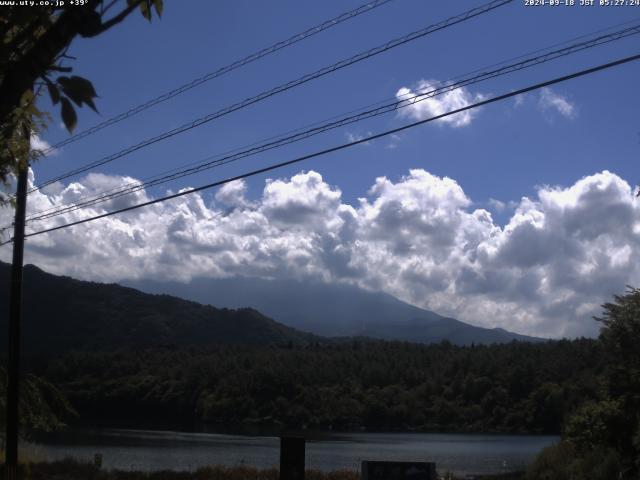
[0, 51, 635, 247]
[27, 18, 640, 222]
[39, 0, 397, 155]
[30, 0, 513, 193]
[22, 23, 640, 224]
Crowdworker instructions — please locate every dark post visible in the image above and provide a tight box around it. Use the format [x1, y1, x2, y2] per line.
[280, 436, 305, 480]
[4, 152, 29, 480]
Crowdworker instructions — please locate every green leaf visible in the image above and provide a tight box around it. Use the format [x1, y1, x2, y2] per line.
[140, 0, 152, 21]
[57, 76, 99, 112]
[152, 0, 163, 18]
[45, 80, 60, 105]
[60, 97, 77, 133]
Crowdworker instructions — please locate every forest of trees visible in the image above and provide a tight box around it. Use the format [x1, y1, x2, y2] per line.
[34, 338, 603, 435]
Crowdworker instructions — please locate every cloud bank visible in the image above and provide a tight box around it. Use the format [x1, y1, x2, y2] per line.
[1, 168, 638, 338]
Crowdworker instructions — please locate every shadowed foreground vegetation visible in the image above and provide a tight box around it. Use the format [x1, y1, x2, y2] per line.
[0, 458, 523, 480]
[523, 288, 640, 479]
[0, 460, 351, 480]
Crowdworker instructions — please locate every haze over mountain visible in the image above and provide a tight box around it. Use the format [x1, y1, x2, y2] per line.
[0, 262, 316, 355]
[125, 276, 543, 345]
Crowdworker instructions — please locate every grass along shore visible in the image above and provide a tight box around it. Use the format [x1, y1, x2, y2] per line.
[0, 458, 525, 480]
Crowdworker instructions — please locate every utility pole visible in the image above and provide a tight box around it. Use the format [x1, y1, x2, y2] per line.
[5, 126, 29, 480]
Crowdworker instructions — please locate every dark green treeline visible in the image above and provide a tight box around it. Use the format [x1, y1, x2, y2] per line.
[41, 338, 601, 434]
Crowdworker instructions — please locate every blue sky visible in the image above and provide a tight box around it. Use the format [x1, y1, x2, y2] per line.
[34, 0, 639, 211]
[3, 0, 640, 338]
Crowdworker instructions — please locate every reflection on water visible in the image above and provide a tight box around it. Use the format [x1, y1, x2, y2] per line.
[26, 428, 558, 476]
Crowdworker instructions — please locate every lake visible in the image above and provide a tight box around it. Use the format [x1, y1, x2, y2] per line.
[25, 428, 558, 477]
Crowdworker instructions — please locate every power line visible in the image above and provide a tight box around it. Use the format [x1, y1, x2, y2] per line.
[25, 17, 640, 222]
[30, 0, 513, 193]
[22, 23, 640, 224]
[38, 0, 396, 156]
[22, 22, 640, 223]
[1, 52, 636, 247]
[13, 20, 640, 228]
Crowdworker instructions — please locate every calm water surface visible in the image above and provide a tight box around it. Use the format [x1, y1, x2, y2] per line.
[26, 428, 558, 476]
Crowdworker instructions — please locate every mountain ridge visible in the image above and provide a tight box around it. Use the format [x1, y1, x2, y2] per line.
[0, 261, 543, 351]
[0, 262, 318, 355]
[125, 275, 543, 345]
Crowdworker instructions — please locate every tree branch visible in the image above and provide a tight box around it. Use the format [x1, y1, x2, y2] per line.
[82, 0, 143, 38]
[102, 0, 122, 15]
[0, 1, 143, 124]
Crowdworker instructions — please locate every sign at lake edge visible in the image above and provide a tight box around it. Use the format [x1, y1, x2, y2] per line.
[362, 461, 437, 480]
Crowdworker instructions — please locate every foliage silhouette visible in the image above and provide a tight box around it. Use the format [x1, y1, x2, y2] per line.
[0, 0, 161, 183]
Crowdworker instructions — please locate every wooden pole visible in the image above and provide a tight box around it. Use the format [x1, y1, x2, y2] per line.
[280, 437, 305, 480]
[4, 133, 29, 480]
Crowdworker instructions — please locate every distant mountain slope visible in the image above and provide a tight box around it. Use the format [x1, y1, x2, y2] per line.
[125, 276, 543, 345]
[0, 262, 316, 355]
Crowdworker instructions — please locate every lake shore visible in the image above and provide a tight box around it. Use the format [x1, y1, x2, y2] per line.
[23, 427, 553, 476]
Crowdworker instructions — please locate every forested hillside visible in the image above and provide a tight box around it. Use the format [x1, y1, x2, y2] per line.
[42, 339, 602, 434]
[0, 261, 609, 438]
[0, 263, 317, 354]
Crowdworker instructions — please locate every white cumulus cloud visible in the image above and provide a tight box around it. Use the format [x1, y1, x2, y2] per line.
[215, 179, 249, 208]
[1, 168, 638, 339]
[396, 80, 486, 127]
[30, 134, 57, 156]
